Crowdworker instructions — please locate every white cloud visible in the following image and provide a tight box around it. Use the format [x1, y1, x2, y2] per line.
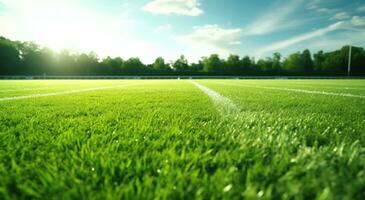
[303, 31, 365, 51]
[175, 24, 243, 61]
[245, 0, 304, 35]
[330, 12, 350, 20]
[229, 41, 242, 45]
[351, 16, 365, 28]
[316, 8, 336, 13]
[154, 24, 172, 33]
[307, 0, 337, 13]
[256, 22, 346, 55]
[142, 0, 203, 16]
[307, 0, 321, 10]
[256, 16, 365, 56]
[177, 25, 242, 47]
[357, 5, 365, 12]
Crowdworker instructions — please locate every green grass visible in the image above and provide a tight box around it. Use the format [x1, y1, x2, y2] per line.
[0, 79, 364, 199]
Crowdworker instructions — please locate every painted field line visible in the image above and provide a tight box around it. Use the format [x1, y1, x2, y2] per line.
[264, 84, 365, 91]
[260, 86, 365, 99]
[191, 81, 239, 116]
[216, 82, 365, 99]
[299, 86, 365, 91]
[0, 86, 68, 92]
[0, 83, 138, 101]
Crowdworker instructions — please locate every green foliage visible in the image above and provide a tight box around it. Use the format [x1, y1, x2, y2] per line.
[1, 36, 365, 76]
[122, 57, 147, 75]
[226, 54, 240, 74]
[172, 55, 189, 72]
[203, 54, 223, 73]
[0, 37, 21, 74]
[152, 57, 171, 72]
[0, 80, 364, 199]
[301, 49, 314, 72]
[100, 57, 124, 75]
[283, 50, 314, 74]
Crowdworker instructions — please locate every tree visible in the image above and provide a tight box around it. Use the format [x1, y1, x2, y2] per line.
[257, 58, 274, 73]
[301, 49, 314, 73]
[101, 57, 124, 75]
[272, 52, 282, 73]
[350, 46, 365, 75]
[283, 52, 303, 74]
[1, 35, 365, 76]
[173, 55, 189, 72]
[313, 50, 325, 73]
[203, 54, 223, 74]
[77, 52, 99, 75]
[190, 60, 204, 73]
[320, 47, 348, 75]
[152, 57, 170, 71]
[56, 50, 78, 75]
[226, 54, 240, 74]
[240, 56, 253, 74]
[0, 37, 21, 75]
[283, 50, 314, 75]
[123, 57, 147, 75]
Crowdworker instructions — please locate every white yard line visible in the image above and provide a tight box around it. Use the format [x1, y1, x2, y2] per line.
[216, 82, 365, 99]
[0, 83, 138, 101]
[191, 81, 239, 116]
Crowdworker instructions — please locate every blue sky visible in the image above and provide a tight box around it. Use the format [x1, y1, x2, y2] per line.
[0, 0, 364, 63]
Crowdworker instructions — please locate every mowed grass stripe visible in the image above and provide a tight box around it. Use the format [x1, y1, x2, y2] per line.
[216, 82, 365, 99]
[0, 82, 139, 101]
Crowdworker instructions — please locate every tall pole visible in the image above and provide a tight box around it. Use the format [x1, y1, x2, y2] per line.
[348, 45, 352, 77]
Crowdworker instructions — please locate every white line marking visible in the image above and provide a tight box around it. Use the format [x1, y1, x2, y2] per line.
[300, 86, 365, 91]
[0, 86, 67, 92]
[216, 82, 365, 99]
[191, 81, 239, 115]
[260, 86, 365, 99]
[0, 83, 138, 101]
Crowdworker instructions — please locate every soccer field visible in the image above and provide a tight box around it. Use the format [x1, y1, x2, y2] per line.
[1, 79, 365, 199]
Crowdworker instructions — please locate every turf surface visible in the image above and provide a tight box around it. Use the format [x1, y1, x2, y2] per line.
[0, 79, 364, 199]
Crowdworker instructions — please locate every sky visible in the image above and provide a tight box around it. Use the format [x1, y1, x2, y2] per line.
[0, 0, 364, 63]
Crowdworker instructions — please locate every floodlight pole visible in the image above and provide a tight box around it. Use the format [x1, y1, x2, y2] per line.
[347, 45, 352, 77]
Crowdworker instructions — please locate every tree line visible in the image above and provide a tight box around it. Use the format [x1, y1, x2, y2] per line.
[1, 36, 364, 76]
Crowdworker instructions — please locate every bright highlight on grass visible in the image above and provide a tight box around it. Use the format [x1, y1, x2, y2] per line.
[1, 79, 364, 199]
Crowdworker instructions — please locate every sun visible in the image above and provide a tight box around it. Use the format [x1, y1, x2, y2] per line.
[24, 4, 142, 60]
[28, 6, 100, 52]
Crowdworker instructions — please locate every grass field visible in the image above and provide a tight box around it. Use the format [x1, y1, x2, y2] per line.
[1, 79, 365, 199]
